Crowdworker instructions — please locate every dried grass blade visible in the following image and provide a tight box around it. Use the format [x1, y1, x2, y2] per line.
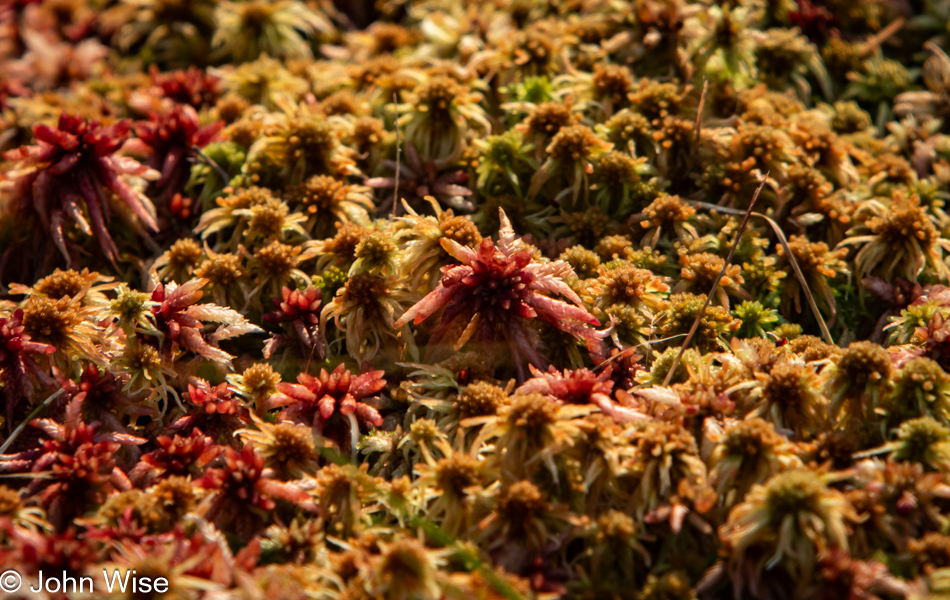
[687, 79, 708, 172]
[661, 179, 766, 387]
[392, 92, 401, 218]
[0, 388, 65, 455]
[687, 201, 835, 345]
[192, 147, 230, 182]
[862, 17, 904, 56]
[593, 334, 687, 372]
[694, 79, 708, 146]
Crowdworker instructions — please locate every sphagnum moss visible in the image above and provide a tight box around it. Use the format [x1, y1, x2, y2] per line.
[4, 1, 950, 598]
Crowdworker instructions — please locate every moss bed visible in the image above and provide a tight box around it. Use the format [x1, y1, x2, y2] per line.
[3, 0, 950, 598]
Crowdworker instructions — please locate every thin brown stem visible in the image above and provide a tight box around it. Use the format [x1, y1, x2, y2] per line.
[687, 201, 835, 345]
[661, 177, 766, 387]
[694, 79, 708, 147]
[861, 18, 904, 56]
[392, 92, 401, 218]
